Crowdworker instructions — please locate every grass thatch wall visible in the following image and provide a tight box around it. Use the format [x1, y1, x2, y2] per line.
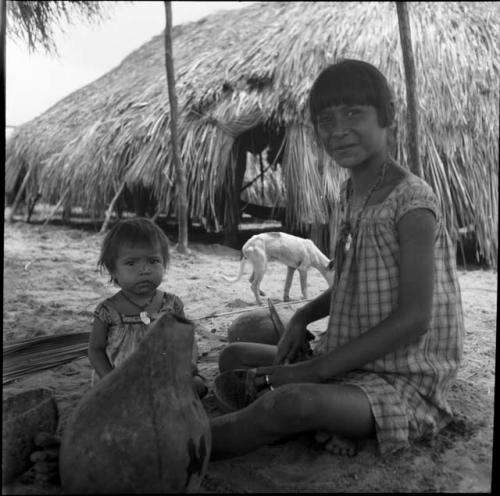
[5, 1, 499, 267]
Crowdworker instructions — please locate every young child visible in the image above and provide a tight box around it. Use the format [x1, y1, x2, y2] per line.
[210, 59, 464, 459]
[88, 217, 207, 398]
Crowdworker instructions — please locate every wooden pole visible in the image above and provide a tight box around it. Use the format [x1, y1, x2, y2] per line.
[7, 165, 33, 223]
[396, 2, 422, 177]
[100, 181, 126, 233]
[164, 1, 189, 253]
[151, 205, 163, 222]
[42, 190, 69, 226]
[224, 143, 247, 248]
[26, 192, 41, 223]
[0, 0, 5, 126]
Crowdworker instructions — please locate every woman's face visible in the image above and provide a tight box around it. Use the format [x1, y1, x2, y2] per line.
[316, 104, 388, 169]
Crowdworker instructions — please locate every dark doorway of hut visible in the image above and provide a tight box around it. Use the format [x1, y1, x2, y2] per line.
[220, 122, 290, 251]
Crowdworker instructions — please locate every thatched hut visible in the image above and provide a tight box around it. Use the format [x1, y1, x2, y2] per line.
[5, 1, 499, 266]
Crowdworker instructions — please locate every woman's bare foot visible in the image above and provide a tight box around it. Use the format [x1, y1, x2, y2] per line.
[314, 431, 358, 456]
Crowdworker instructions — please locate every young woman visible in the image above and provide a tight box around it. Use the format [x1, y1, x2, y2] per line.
[211, 59, 464, 458]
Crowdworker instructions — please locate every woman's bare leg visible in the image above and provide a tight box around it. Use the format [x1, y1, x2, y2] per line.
[218, 342, 276, 372]
[210, 382, 375, 460]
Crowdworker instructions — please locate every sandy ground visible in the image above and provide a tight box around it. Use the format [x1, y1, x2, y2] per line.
[2, 221, 496, 493]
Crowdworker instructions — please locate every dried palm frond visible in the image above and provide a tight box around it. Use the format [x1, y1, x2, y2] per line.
[3, 332, 90, 384]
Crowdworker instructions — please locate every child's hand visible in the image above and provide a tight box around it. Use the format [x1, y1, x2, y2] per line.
[192, 374, 208, 399]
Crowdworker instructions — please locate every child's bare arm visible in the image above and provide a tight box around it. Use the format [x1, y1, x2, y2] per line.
[266, 208, 436, 384]
[88, 317, 113, 378]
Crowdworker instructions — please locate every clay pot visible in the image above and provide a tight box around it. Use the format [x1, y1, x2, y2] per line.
[59, 312, 211, 494]
[2, 388, 58, 483]
[228, 308, 288, 345]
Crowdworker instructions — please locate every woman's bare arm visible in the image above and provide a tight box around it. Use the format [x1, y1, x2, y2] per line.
[266, 208, 436, 384]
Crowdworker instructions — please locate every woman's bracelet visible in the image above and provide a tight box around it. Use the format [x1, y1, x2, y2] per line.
[264, 374, 274, 391]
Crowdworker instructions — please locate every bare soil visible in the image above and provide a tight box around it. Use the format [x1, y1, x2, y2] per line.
[2, 221, 496, 493]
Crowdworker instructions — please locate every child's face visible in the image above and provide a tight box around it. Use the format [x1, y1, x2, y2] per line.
[111, 244, 165, 296]
[316, 104, 388, 169]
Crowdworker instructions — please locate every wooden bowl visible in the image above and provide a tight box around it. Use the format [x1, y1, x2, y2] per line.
[214, 369, 255, 413]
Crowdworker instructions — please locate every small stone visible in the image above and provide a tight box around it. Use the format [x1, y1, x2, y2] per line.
[33, 461, 59, 474]
[30, 448, 59, 463]
[34, 471, 60, 485]
[34, 431, 61, 448]
[18, 467, 36, 484]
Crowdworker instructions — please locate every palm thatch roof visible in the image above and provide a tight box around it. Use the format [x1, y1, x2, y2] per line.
[5, 1, 499, 266]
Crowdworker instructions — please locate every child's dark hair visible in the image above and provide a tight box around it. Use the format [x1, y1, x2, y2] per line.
[98, 217, 170, 281]
[309, 59, 395, 133]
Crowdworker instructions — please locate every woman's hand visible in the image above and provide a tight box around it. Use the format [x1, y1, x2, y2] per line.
[254, 360, 315, 389]
[274, 287, 332, 365]
[273, 312, 309, 365]
[253, 365, 292, 389]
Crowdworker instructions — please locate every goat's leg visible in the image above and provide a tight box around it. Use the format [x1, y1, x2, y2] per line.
[298, 269, 308, 300]
[250, 270, 265, 305]
[283, 267, 296, 301]
[249, 271, 265, 296]
[248, 251, 267, 304]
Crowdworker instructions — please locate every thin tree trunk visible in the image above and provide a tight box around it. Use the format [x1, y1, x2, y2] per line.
[7, 165, 33, 223]
[100, 181, 126, 233]
[396, 2, 421, 177]
[164, 1, 188, 253]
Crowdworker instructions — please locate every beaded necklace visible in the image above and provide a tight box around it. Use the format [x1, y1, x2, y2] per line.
[120, 290, 156, 325]
[334, 160, 389, 281]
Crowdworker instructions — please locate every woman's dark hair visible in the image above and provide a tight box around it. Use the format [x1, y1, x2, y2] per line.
[309, 59, 395, 132]
[98, 217, 170, 280]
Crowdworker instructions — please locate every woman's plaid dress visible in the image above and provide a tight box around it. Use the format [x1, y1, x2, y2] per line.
[314, 173, 464, 455]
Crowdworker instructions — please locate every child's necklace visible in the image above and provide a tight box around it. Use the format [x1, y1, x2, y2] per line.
[119, 290, 156, 325]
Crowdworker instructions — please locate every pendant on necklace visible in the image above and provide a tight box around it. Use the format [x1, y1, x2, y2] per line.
[140, 311, 151, 325]
[345, 233, 352, 253]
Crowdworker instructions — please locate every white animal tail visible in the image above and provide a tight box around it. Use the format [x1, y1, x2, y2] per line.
[222, 256, 247, 283]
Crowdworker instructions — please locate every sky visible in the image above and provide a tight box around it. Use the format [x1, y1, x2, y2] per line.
[6, 1, 255, 129]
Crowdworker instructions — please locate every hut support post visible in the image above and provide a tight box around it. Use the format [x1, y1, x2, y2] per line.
[7, 165, 34, 223]
[100, 181, 126, 233]
[164, 1, 188, 253]
[151, 205, 163, 222]
[224, 144, 247, 248]
[62, 201, 72, 224]
[42, 190, 69, 226]
[396, 2, 421, 177]
[26, 192, 41, 223]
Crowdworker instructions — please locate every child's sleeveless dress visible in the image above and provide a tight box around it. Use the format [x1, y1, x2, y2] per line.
[314, 173, 465, 455]
[91, 291, 198, 385]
